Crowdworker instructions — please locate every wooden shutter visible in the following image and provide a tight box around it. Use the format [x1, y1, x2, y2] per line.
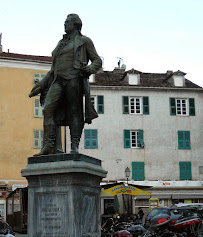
[132, 162, 145, 180]
[189, 98, 195, 116]
[33, 130, 39, 148]
[184, 131, 191, 149]
[34, 98, 43, 117]
[170, 98, 176, 115]
[138, 130, 144, 148]
[178, 131, 190, 149]
[124, 130, 131, 148]
[143, 97, 149, 115]
[122, 96, 129, 114]
[34, 73, 46, 85]
[84, 130, 91, 148]
[84, 129, 98, 149]
[179, 162, 192, 180]
[91, 130, 98, 148]
[97, 96, 104, 114]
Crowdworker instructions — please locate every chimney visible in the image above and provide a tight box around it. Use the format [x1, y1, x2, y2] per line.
[0, 33, 2, 53]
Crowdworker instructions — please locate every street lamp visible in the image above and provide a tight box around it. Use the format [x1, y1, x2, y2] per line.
[125, 167, 131, 185]
[125, 167, 131, 215]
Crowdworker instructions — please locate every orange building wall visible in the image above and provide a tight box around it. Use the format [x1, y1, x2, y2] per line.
[0, 67, 64, 180]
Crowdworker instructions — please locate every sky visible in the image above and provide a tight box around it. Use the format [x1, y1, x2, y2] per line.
[0, 0, 203, 86]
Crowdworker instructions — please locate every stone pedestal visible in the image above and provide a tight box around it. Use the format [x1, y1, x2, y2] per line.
[21, 153, 107, 237]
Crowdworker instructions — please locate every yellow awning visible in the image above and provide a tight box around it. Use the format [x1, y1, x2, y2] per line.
[101, 184, 151, 196]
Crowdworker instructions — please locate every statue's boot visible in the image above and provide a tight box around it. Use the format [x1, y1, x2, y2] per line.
[70, 124, 83, 154]
[55, 126, 64, 154]
[34, 124, 56, 156]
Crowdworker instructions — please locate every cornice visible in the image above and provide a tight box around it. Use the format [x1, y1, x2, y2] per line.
[0, 59, 51, 71]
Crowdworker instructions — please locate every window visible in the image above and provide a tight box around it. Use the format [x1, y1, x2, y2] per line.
[91, 95, 104, 114]
[178, 131, 191, 149]
[34, 72, 46, 85]
[124, 130, 144, 148]
[179, 162, 192, 180]
[132, 162, 145, 180]
[33, 130, 43, 149]
[123, 96, 149, 114]
[84, 129, 98, 149]
[170, 98, 195, 116]
[34, 98, 43, 118]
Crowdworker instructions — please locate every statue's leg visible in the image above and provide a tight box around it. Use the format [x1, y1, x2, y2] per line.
[55, 126, 63, 153]
[34, 82, 63, 156]
[66, 79, 84, 154]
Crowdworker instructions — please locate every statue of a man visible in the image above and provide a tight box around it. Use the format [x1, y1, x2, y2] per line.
[29, 13, 102, 155]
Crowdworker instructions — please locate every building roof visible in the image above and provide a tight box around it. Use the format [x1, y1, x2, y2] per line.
[93, 69, 202, 89]
[0, 52, 201, 89]
[0, 52, 52, 63]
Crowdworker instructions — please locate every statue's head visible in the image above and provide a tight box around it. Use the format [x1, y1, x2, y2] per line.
[65, 14, 82, 33]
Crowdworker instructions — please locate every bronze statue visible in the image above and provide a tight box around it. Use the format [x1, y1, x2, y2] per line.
[29, 13, 102, 155]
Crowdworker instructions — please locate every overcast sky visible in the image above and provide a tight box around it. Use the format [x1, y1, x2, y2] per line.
[0, 0, 203, 86]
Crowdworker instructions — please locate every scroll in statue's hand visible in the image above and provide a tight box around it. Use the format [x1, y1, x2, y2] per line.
[29, 84, 42, 98]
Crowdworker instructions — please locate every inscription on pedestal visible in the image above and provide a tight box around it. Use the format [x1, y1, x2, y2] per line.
[35, 192, 68, 237]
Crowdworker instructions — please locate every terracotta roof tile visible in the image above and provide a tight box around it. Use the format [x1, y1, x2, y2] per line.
[0, 52, 52, 63]
[92, 70, 202, 89]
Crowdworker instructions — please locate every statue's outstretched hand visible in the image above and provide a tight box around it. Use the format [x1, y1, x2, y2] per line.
[29, 84, 42, 98]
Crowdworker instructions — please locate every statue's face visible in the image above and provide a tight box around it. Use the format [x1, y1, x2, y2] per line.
[64, 16, 74, 34]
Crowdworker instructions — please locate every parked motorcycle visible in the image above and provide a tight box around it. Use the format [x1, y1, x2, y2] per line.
[143, 207, 202, 237]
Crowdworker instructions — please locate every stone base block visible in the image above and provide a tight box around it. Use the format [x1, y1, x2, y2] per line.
[21, 153, 107, 237]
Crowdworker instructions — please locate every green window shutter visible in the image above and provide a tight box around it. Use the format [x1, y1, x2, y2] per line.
[184, 131, 191, 149]
[97, 96, 104, 114]
[189, 98, 195, 116]
[124, 130, 131, 148]
[84, 130, 91, 148]
[138, 130, 144, 148]
[132, 162, 145, 180]
[179, 162, 192, 180]
[91, 129, 98, 148]
[84, 129, 98, 149]
[178, 131, 190, 149]
[123, 96, 129, 114]
[170, 98, 176, 115]
[143, 97, 149, 115]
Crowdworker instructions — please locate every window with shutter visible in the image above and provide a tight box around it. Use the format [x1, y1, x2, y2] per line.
[170, 98, 195, 116]
[132, 162, 145, 180]
[33, 129, 43, 149]
[34, 98, 43, 118]
[123, 96, 149, 115]
[84, 129, 98, 149]
[33, 72, 46, 85]
[179, 162, 192, 180]
[178, 131, 191, 149]
[124, 130, 144, 149]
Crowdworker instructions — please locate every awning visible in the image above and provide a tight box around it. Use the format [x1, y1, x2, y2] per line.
[101, 184, 151, 197]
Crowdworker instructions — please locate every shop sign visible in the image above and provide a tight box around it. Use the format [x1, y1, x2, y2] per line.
[101, 184, 151, 196]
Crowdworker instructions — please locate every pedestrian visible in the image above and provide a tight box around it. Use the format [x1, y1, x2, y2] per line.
[137, 207, 144, 224]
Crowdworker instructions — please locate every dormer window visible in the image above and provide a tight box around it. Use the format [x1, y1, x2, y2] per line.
[167, 70, 186, 87]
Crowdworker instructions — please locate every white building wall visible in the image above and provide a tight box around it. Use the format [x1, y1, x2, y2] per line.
[66, 86, 203, 182]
